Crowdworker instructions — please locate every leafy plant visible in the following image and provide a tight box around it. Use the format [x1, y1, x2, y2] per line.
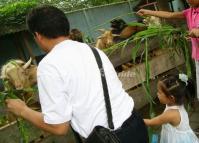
[0, 0, 38, 36]
[105, 23, 192, 142]
[131, 25, 192, 77]
[0, 80, 38, 143]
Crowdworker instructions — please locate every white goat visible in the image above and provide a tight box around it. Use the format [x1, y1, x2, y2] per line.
[0, 58, 37, 90]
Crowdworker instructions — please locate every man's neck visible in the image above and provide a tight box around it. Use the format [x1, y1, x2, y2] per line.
[47, 36, 70, 52]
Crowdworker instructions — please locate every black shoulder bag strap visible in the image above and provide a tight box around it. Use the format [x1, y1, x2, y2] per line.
[72, 47, 114, 143]
[90, 47, 114, 129]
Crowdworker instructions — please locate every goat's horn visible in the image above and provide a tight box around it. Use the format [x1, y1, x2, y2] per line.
[23, 58, 32, 69]
[98, 29, 106, 33]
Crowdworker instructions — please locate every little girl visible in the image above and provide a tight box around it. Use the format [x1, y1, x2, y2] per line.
[144, 74, 199, 143]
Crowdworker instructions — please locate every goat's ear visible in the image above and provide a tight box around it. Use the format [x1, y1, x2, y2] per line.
[15, 60, 25, 65]
[98, 29, 106, 33]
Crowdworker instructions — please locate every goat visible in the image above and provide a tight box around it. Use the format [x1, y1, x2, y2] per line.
[110, 18, 146, 39]
[119, 16, 161, 39]
[119, 25, 146, 39]
[69, 28, 83, 42]
[110, 18, 127, 34]
[0, 58, 37, 90]
[95, 29, 119, 49]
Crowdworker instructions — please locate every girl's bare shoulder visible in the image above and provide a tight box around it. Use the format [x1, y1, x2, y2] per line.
[164, 109, 181, 126]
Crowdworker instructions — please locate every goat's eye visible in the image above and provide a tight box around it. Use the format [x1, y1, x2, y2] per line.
[21, 70, 26, 74]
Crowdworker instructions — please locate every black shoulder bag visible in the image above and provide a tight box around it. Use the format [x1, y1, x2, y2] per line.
[84, 47, 120, 143]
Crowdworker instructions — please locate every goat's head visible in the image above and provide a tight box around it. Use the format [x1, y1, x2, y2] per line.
[110, 18, 127, 34]
[97, 29, 119, 47]
[0, 58, 37, 90]
[69, 28, 83, 42]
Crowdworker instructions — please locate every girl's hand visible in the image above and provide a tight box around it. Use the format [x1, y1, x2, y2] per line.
[5, 99, 28, 117]
[137, 9, 151, 16]
[189, 28, 199, 38]
[144, 119, 151, 125]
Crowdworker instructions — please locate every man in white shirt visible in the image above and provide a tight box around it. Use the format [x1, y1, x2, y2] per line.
[6, 5, 148, 143]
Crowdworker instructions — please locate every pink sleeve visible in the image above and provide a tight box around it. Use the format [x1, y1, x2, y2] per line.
[183, 8, 190, 18]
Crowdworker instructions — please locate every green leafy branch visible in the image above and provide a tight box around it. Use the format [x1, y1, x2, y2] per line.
[104, 23, 192, 122]
[0, 80, 38, 143]
[0, 1, 38, 36]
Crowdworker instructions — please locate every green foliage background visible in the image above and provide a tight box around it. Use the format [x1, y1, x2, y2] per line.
[0, 0, 38, 36]
[0, 0, 130, 36]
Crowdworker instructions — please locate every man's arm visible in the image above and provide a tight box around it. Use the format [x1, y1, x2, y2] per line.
[6, 99, 70, 135]
[137, 9, 184, 19]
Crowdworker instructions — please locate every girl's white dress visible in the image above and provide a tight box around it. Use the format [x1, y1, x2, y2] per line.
[160, 105, 199, 143]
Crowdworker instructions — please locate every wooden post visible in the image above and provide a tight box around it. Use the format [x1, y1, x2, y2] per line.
[118, 48, 185, 90]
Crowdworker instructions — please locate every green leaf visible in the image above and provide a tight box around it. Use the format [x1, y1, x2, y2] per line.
[127, 22, 146, 27]
[131, 39, 142, 62]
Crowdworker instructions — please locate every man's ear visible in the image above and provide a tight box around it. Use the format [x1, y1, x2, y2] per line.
[35, 32, 43, 41]
[170, 95, 176, 103]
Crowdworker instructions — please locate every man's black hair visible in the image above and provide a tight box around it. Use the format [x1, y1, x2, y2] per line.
[26, 5, 70, 38]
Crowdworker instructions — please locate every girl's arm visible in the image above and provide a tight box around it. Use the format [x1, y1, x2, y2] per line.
[137, 9, 184, 19]
[144, 109, 180, 126]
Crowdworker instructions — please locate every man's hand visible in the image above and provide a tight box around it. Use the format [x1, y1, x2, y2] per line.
[189, 28, 199, 38]
[137, 9, 151, 16]
[6, 99, 27, 117]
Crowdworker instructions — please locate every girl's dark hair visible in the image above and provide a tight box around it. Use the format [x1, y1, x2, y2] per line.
[158, 74, 195, 105]
[26, 5, 70, 38]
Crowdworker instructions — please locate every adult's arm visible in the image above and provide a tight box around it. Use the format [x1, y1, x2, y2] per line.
[189, 28, 199, 38]
[137, 9, 185, 19]
[6, 99, 70, 135]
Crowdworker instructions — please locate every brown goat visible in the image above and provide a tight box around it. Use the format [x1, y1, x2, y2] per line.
[110, 18, 146, 39]
[119, 26, 146, 39]
[69, 28, 83, 42]
[95, 29, 119, 49]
